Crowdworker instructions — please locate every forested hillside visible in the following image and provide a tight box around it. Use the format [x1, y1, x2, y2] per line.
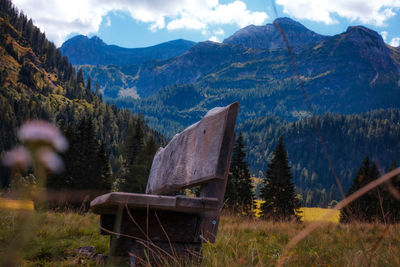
[240, 110, 400, 206]
[0, 0, 164, 191]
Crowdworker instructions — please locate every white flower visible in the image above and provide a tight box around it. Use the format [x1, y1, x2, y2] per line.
[37, 147, 64, 174]
[18, 120, 68, 152]
[1, 146, 31, 170]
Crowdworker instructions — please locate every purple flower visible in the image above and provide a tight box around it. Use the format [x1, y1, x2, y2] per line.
[37, 147, 64, 174]
[18, 121, 68, 152]
[1, 146, 31, 170]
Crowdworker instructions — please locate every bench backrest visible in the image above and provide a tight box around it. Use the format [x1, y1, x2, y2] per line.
[146, 102, 238, 196]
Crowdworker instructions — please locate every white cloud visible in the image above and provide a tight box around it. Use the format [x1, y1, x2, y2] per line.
[166, 1, 268, 30]
[167, 17, 206, 30]
[390, 37, 400, 46]
[12, 0, 268, 46]
[381, 31, 388, 41]
[276, 0, 400, 26]
[209, 36, 220, 42]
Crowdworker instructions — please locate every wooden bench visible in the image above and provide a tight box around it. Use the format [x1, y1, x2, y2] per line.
[90, 102, 238, 265]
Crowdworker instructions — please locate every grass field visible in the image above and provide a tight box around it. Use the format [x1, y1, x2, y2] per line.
[1, 204, 399, 266]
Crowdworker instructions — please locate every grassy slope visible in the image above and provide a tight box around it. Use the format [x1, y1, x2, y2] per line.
[1, 208, 399, 266]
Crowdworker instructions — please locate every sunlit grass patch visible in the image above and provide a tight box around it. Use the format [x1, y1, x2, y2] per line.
[0, 198, 34, 210]
[300, 207, 340, 223]
[253, 200, 340, 223]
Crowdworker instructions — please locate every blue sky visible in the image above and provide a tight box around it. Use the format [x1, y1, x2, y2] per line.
[12, 0, 400, 48]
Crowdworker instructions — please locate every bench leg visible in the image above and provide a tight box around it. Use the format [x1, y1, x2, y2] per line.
[108, 236, 202, 266]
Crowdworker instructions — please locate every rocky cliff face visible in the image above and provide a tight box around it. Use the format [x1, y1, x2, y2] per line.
[223, 17, 325, 50]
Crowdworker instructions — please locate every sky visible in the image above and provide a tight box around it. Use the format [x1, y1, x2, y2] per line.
[11, 0, 400, 48]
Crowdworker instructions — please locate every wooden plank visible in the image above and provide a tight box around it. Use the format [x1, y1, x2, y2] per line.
[146, 103, 238, 195]
[100, 210, 200, 243]
[199, 102, 239, 243]
[90, 192, 219, 215]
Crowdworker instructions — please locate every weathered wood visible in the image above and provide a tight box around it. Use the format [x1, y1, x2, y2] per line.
[100, 210, 200, 242]
[91, 192, 219, 215]
[199, 102, 238, 242]
[90, 102, 239, 265]
[146, 103, 238, 195]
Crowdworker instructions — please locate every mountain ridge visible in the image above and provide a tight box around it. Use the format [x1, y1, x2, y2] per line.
[223, 17, 326, 50]
[60, 35, 196, 66]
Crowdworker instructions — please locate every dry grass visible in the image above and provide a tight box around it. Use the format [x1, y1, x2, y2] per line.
[203, 215, 400, 266]
[1, 208, 399, 266]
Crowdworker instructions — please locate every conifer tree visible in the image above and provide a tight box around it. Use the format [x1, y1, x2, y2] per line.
[125, 117, 144, 166]
[225, 132, 254, 214]
[86, 77, 91, 92]
[96, 141, 112, 190]
[120, 135, 158, 193]
[340, 156, 381, 223]
[76, 68, 84, 86]
[260, 137, 301, 221]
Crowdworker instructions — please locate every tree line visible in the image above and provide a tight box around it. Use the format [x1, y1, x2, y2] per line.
[240, 110, 400, 206]
[225, 133, 400, 223]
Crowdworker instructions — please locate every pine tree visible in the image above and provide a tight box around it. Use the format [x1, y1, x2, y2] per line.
[225, 132, 254, 214]
[96, 141, 112, 190]
[125, 117, 144, 166]
[120, 135, 158, 193]
[76, 68, 84, 86]
[340, 156, 381, 223]
[260, 137, 301, 221]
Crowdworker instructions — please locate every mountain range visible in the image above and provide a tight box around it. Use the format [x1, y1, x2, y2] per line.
[61, 17, 400, 115]
[59, 17, 400, 204]
[60, 36, 196, 66]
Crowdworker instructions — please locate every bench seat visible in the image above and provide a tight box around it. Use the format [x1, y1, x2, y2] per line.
[90, 103, 238, 265]
[91, 192, 219, 215]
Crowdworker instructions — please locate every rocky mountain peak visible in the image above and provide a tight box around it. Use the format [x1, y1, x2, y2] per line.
[339, 25, 394, 72]
[223, 17, 325, 50]
[345, 26, 384, 46]
[89, 35, 106, 46]
[61, 35, 106, 48]
[273, 17, 305, 27]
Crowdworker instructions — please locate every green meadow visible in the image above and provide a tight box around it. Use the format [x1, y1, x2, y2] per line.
[1, 203, 399, 266]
